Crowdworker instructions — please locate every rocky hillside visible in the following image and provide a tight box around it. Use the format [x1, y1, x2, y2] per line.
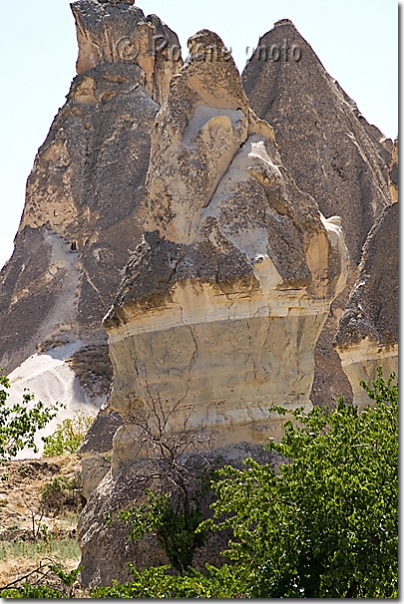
[0, 0, 181, 444]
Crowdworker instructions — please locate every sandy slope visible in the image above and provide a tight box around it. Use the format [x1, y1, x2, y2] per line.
[6, 344, 106, 458]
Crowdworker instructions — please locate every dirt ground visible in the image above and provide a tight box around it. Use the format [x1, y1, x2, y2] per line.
[0, 455, 84, 590]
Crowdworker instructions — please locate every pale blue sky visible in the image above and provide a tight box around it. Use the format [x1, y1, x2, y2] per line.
[0, 0, 398, 270]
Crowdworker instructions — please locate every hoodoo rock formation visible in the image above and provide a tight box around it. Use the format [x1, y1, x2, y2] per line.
[0, 0, 181, 441]
[105, 29, 348, 450]
[242, 19, 392, 406]
[78, 29, 348, 587]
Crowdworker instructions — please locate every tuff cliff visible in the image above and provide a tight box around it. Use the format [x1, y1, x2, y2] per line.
[242, 19, 392, 407]
[334, 194, 398, 409]
[0, 0, 181, 440]
[105, 29, 348, 449]
[78, 29, 348, 588]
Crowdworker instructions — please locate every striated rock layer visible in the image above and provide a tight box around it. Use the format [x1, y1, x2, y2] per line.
[79, 30, 348, 587]
[242, 19, 392, 406]
[0, 0, 180, 444]
[334, 203, 398, 409]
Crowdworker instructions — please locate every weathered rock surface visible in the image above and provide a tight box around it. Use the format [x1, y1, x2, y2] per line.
[242, 19, 391, 265]
[0, 0, 181, 438]
[72, 0, 180, 105]
[79, 29, 348, 587]
[389, 137, 399, 203]
[334, 203, 398, 408]
[79, 406, 123, 500]
[79, 442, 281, 587]
[242, 19, 392, 406]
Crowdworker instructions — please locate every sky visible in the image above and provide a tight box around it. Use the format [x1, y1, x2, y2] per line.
[0, 0, 398, 271]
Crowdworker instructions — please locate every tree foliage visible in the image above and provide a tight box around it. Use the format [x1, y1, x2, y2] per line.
[42, 410, 93, 457]
[205, 368, 398, 598]
[120, 490, 208, 574]
[91, 563, 250, 599]
[0, 372, 58, 463]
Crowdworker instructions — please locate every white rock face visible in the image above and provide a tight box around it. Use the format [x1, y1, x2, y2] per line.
[7, 344, 101, 457]
[103, 30, 349, 463]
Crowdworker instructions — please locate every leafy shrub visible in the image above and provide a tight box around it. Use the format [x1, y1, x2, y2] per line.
[0, 584, 64, 598]
[120, 490, 208, 574]
[204, 369, 398, 598]
[40, 474, 84, 515]
[91, 563, 250, 599]
[42, 411, 93, 457]
[0, 371, 58, 462]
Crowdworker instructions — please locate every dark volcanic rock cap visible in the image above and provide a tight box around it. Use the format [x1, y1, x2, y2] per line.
[334, 203, 398, 350]
[242, 19, 391, 267]
[103, 28, 347, 329]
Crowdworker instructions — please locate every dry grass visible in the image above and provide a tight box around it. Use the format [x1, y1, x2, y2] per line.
[0, 455, 81, 532]
[0, 538, 80, 587]
[0, 456, 84, 589]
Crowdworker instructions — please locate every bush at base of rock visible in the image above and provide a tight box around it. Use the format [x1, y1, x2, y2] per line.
[40, 474, 85, 516]
[42, 412, 94, 457]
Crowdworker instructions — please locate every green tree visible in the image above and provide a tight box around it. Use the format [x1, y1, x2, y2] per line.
[205, 368, 398, 598]
[119, 490, 208, 574]
[0, 372, 58, 462]
[42, 410, 93, 457]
